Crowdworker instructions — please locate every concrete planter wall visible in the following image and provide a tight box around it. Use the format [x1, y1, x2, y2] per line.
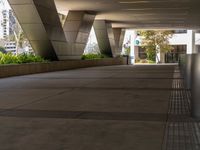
[0, 57, 127, 78]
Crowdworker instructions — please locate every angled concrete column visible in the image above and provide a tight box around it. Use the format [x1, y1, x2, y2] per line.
[63, 11, 95, 59]
[93, 20, 116, 57]
[113, 28, 125, 56]
[8, 0, 69, 60]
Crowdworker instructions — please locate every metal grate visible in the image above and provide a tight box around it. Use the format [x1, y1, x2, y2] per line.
[162, 67, 200, 150]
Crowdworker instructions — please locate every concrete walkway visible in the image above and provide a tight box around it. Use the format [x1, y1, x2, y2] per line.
[0, 65, 177, 150]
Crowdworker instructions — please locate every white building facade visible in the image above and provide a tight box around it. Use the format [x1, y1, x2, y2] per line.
[4, 41, 16, 53]
[169, 30, 200, 54]
[124, 30, 200, 64]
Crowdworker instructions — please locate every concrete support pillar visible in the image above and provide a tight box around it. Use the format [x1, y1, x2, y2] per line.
[182, 30, 200, 119]
[191, 54, 200, 119]
[63, 11, 95, 59]
[93, 20, 116, 57]
[184, 54, 192, 89]
[113, 28, 125, 56]
[8, 0, 68, 60]
[187, 30, 197, 54]
[130, 30, 137, 64]
[184, 30, 198, 90]
[188, 30, 200, 119]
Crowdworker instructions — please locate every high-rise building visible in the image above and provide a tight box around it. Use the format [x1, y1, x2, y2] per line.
[9, 9, 16, 35]
[0, 0, 11, 40]
[1, 9, 9, 39]
[0, 8, 17, 52]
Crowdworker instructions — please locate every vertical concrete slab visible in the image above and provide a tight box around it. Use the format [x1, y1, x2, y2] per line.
[113, 28, 125, 56]
[93, 20, 116, 57]
[62, 11, 96, 59]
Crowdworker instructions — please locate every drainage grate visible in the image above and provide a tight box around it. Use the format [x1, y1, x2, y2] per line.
[162, 67, 200, 150]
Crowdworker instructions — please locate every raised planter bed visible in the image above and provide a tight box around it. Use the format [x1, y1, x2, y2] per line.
[0, 57, 127, 78]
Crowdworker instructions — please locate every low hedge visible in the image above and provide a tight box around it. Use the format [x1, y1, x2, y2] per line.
[81, 53, 109, 60]
[0, 53, 47, 65]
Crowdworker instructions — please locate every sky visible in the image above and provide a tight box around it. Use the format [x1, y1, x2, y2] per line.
[0, 0, 10, 10]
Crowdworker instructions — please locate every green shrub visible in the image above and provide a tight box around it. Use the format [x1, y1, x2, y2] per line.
[147, 60, 156, 64]
[81, 53, 109, 60]
[0, 52, 47, 65]
[17, 53, 46, 63]
[0, 53, 18, 64]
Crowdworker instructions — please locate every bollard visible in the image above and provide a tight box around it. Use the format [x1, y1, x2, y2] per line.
[191, 54, 200, 119]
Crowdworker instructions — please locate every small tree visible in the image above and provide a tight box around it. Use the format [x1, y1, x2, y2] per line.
[12, 21, 28, 55]
[138, 30, 173, 62]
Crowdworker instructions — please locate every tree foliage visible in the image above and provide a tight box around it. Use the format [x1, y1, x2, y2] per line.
[138, 30, 173, 61]
[0, 46, 6, 54]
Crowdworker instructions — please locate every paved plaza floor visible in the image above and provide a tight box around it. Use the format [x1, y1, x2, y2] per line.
[0, 65, 177, 150]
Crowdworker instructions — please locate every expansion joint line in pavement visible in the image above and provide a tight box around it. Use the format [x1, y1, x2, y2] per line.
[162, 67, 200, 150]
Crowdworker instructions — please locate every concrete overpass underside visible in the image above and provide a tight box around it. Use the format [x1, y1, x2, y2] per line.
[56, 0, 200, 29]
[7, 0, 200, 60]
